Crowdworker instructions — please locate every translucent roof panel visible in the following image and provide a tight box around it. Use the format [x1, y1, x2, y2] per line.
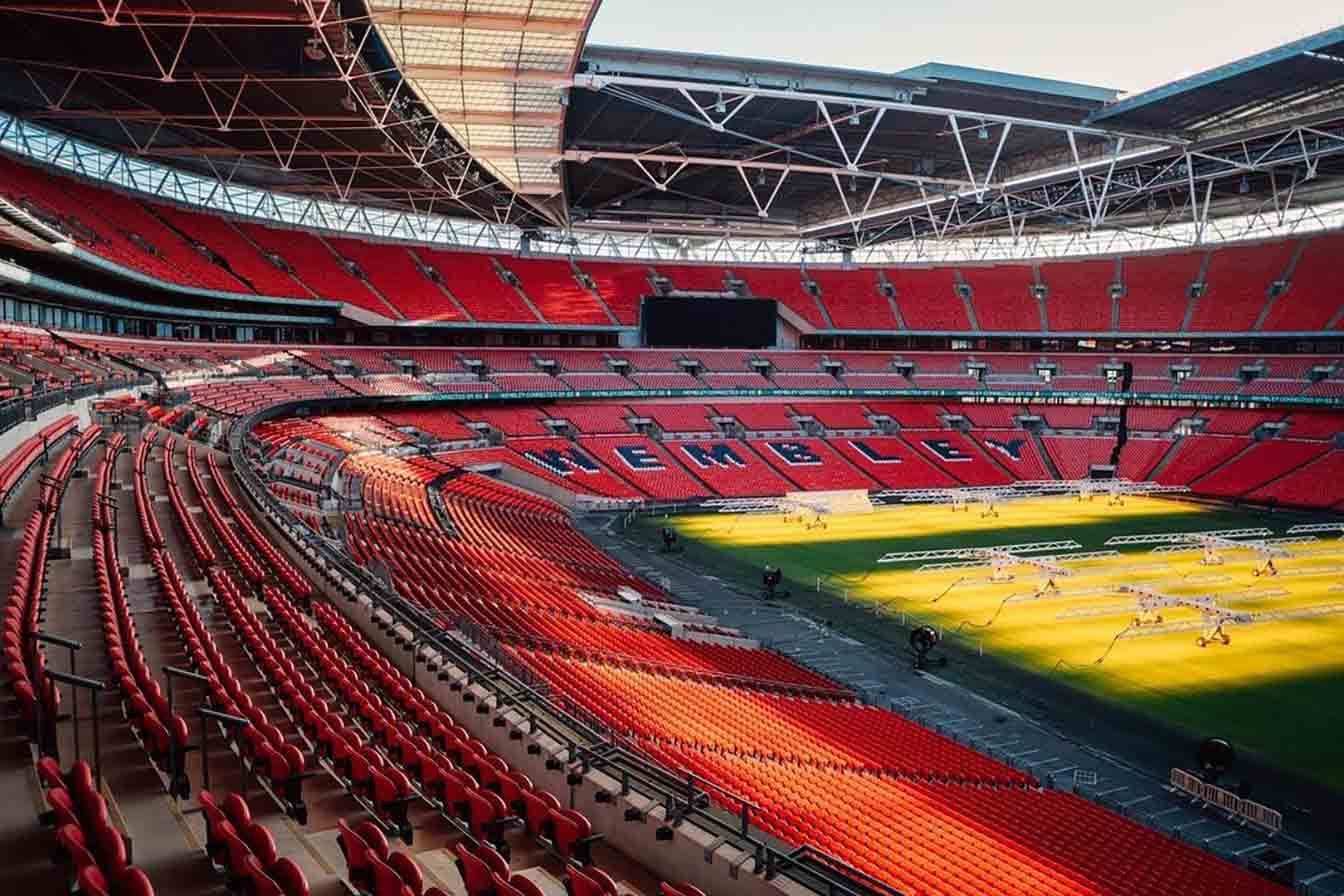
[371, 0, 596, 197]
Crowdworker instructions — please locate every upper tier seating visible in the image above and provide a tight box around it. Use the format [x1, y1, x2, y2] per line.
[234, 223, 390, 315]
[506, 258, 613, 326]
[1040, 258, 1115, 332]
[574, 262, 650, 324]
[962, 265, 1038, 331]
[0, 155, 200, 287]
[808, 270, 892, 330]
[1259, 234, 1344, 331]
[1118, 252, 1200, 331]
[419, 251, 540, 323]
[150, 203, 312, 297]
[1188, 243, 1293, 332]
[653, 264, 728, 293]
[0, 157, 1339, 335]
[886, 268, 971, 330]
[324, 237, 451, 320]
[737, 269, 829, 329]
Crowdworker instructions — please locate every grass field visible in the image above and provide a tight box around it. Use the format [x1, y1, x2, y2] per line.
[659, 496, 1344, 792]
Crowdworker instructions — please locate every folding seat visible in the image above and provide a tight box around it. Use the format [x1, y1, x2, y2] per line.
[269, 857, 309, 896]
[453, 842, 500, 896]
[198, 792, 232, 864]
[466, 788, 511, 846]
[372, 765, 415, 842]
[521, 788, 560, 839]
[245, 855, 285, 896]
[36, 756, 66, 791]
[497, 771, 533, 815]
[243, 821, 279, 868]
[564, 868, 619, 896]
[76, 865, 111, 896]
[223, 826, 257, 882]
[440, 768, 478, 820]
[56, 823, 99, 874]
[550, 809, 602, 865]
[387, 852, 424, 896]
[350, 747, 381, 797]
[500, 873, 546, 896]
[369, 853, 411, 896]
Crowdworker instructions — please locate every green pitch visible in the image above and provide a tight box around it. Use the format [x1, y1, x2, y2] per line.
[654, 496, 1344, 792]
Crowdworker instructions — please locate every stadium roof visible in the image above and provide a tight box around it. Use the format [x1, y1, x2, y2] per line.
[1090, 25, 1344, 133]
[0, 3, 1340, 252]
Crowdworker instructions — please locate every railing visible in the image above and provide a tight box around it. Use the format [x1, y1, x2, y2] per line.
[0, 376, 146, 440]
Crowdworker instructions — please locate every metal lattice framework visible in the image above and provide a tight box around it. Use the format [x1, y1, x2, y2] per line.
[878, 540, 1081, 563]
[877, 479, 1190, 505]
[0, 7, 1342, 259]
[1115, 602, 1344, 640]
[1103, 528, 1275, 546]
[1287, 523, 1344, 537]
[565, 45, 1344, 249]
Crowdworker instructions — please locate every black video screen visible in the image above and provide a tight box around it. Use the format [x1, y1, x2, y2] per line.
[640, 296, 777, 348]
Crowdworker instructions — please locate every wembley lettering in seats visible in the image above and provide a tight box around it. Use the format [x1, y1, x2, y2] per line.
[680, 442, 747, 468]
[522, 447, 601, 475]
[983, 437, 1026, 462]
[921, 438, 972, 462]
[766, 442, 822, 466]
[849, 440, 903, 464]
[613, 444, 666, 471]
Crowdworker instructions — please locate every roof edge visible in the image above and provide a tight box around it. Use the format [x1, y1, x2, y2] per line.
[1088, 24, 1344, 123]
[893, 62, 1121, 103]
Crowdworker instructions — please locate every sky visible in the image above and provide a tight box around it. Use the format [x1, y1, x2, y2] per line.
[586, 3, 1344, 96]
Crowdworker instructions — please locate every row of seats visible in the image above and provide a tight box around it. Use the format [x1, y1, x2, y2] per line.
[5, 422, 96, 736]
[0, 414, 78, 517]
[52, 324, 1344, 387]
[177, 440, 614, 873]
[256, 400, 1343, 508]
[4, 155, 1342, 330]
[514, 647, 1031, 786]
[37, 760, 156, 896]
[132, 432, 309, 818]
[95, 432, 192, 792]
[205, 452, 313, 600]
[199, 790, 308, 896]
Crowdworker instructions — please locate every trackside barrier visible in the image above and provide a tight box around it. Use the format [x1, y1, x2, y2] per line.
[1170, 768, 1283, 834]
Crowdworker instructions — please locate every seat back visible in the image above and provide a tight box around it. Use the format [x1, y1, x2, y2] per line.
[454, 842, 495, 896]
[269, 857, 310, 896]
[244, 821, 278, 867]
[387, 851, 424, 896]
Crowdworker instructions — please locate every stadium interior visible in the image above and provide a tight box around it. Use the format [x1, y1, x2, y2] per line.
[1, 4, 1343, 896]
